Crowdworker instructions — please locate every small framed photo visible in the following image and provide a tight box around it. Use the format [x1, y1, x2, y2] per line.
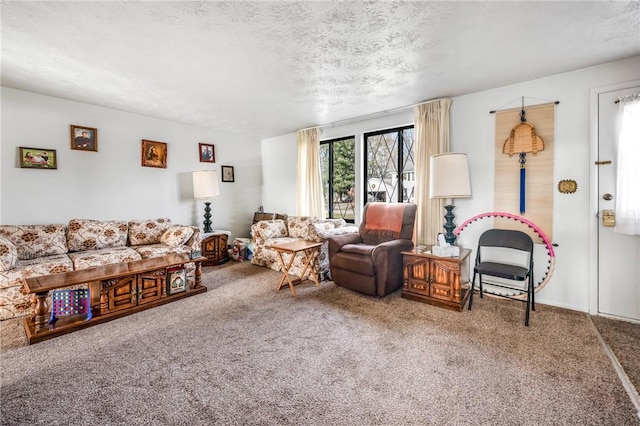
[70, 125, 98, 152]
[199, 143, 215, 163]
[19, 147, 57, 169]
[221, 165, 235, 182]
[141, 140, 167, 168]
[167, 268, 187, 295]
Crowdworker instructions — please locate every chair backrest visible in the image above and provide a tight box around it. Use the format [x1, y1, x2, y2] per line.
[359, 202, 417, 245]
[478, 229, 533, 254]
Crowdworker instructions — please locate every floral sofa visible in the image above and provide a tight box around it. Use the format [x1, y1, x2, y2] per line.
[251, 216, 359, 280]
[0, 218, 201, 320]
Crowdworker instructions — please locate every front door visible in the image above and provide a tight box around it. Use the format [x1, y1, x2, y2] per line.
[597, 86, 640, 321]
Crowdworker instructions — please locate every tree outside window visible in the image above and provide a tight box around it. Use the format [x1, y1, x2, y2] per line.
[320, 136, 355, 222]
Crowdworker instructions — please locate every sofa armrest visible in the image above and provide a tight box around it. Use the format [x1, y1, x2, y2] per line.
[308, 221, 357, 242]
[0, 237, 17, 271]
[185, 226, 202, 252]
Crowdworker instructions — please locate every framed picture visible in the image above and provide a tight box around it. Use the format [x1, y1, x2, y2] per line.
[167, 268, 187, 295]
[70, 125, 98, 152]
[221, 165, 235, 182]
[199, 143, 215, 163]
[141, 140, 167, 168]
[19, 147, 57, 169]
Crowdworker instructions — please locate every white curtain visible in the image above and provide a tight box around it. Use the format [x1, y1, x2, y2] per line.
[614, 95, 640, 235]
[296, 127, 326, 218]
[414, 99, 452, 245]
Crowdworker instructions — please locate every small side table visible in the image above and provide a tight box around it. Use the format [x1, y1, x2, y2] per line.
[201, 231, 231, 266]
[266, 240, 322, 297]
[401, 247, 471, 311]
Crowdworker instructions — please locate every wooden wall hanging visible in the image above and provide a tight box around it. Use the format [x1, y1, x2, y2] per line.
[494, 102, 555, 242]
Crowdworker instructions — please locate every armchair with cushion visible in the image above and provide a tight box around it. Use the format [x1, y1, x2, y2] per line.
[327, 202, 417, 297]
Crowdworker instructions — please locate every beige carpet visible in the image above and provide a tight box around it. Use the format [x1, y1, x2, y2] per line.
[592, 315, 640, 399]
[1, 261, 638, 425]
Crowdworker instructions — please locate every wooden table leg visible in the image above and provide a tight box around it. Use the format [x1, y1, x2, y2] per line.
[306, 247, 320, 286]
[275, 250, 298, 297]
[194, 260, 203, 288]
[298, 247, 320, 287]
[33, 291, 49, 333]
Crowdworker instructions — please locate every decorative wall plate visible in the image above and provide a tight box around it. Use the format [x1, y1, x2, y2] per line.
[558, 179, 577, 194]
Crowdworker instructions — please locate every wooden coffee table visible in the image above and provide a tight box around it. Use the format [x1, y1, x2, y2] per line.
[266, 240, 322, 297]
[21, 253, 206, 344]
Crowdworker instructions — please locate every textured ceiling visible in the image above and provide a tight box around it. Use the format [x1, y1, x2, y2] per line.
[2, 1, 639, 139]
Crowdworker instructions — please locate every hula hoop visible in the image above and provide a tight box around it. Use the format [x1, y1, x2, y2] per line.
[454, 211, 556, 294]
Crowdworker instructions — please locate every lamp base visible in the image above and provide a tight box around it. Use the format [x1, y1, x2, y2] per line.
[203, 202, 213, 233]
[443, 204, 457, 245]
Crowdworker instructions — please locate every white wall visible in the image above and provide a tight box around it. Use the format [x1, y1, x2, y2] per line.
[261, 133, 297, 215]
[1, 88, 262, 240]
[260, 56, 640, 312]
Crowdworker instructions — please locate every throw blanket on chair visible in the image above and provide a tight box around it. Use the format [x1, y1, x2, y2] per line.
[363, 203, 406, 240]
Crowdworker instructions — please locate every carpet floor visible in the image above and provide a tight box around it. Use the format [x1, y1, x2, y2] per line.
[1, 261, 639, 425]
[592, 315, 640, 398]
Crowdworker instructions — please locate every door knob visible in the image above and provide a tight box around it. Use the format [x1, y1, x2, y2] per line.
[602, 193, 613, 201]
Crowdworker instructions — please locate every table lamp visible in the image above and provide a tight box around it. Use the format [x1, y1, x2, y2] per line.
[429, 153, 472, 245]
[193, 170, 220, 233]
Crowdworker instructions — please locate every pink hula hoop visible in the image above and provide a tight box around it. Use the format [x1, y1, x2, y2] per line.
[454, 211, 555, 293]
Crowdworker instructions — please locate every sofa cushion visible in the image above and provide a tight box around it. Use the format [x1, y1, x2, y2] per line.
[133, 243, 191, 259]
[252, 220, 288, 240]
[0, 237, 17, 271]
[68, 246, 141, 270]
[160, 226, 195, 247]
[0, 254, 74, 290]
[128, 218, 173, 246]
[67, 219, 129, 252]
[287, 216, 318, 239]
[0, 224, 68, 261]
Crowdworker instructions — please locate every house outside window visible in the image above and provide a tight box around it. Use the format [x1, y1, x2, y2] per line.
[320, 136, 356, 223]
[364, 125, 415, 204]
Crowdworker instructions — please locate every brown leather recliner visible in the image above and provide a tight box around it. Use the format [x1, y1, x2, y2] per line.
[327, 202, 417, 297]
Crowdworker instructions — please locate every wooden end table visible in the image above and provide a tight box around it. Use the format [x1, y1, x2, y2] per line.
[266, 240, 322, 297]
[201, 231, 230, 266]
[401, 247, 471, 311]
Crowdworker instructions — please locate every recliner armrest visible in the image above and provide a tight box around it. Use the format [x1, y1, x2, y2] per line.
[327, 233, 363, 261]
[372, 239, 414, 257]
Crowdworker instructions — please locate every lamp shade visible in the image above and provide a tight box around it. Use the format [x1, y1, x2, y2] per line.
[429, 153, 472, 199]
[193, 170, 220, 199]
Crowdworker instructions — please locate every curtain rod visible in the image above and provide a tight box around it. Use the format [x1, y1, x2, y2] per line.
[614, 93, 640, 104]
[297, 98, 449, 133]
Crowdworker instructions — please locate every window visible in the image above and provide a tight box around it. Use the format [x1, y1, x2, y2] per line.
[320, 136, 356, 223]
[364, 126, 415, 204]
